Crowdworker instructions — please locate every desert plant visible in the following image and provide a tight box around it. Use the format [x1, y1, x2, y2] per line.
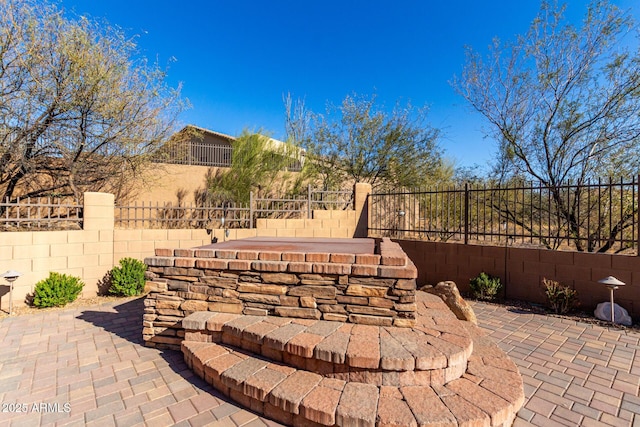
[32, 272, 84, 308]
[543, 278, 579, 314]
[469, 272, 502, 301]
[108, 258, 148, 297]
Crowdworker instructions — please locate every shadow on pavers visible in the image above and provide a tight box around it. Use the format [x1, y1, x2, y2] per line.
[75, 297, 270, 423]
[77, 297, 146, 345]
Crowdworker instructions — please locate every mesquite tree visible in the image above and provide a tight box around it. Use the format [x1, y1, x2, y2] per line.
[0, 0, 186, 204]
[287, 93, 449, 191]
[453, 0, 640, 252]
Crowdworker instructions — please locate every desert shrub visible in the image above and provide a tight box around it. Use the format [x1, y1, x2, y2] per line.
[469, 272, 502, 301]
[33, 272, 84, 308]
[543, 278, 579, 314]
[108, 257, 147, 296]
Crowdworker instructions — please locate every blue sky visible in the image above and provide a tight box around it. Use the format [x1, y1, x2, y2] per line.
[61, 0, 640, 171]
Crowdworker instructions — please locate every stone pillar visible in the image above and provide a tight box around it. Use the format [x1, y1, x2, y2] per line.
[354, 183, 371, 238]
[82, 192, 115, 296]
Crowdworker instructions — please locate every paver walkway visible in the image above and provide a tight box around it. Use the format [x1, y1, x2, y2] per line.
[0, 296, 637, 426]
[473, 302, 640, 427]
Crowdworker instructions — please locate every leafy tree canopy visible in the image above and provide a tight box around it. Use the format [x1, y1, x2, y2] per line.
[453, 0, 640, 185]
[202, 130, 311, 205]
[286, 93, 451, 191]
[0, 0, 186, 203]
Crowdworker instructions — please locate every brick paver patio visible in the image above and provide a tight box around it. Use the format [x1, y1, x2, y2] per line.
[0, 296, 638, 426]
[473, 302, 640, 427]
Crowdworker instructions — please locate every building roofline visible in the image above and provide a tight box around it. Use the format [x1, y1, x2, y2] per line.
[181, 125, 236, 142]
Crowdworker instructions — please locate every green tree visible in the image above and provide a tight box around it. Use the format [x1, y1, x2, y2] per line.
[290, 93, 449, 191]
[0, 0, 186, 204]
[203, 131, 311, 205]
[452, 0, 640, 251]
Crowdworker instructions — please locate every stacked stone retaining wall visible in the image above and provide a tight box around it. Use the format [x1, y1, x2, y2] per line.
[143, 238, 417, 349]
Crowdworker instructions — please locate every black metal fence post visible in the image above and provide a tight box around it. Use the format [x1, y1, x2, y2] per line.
[307, 183, 312, 219]
[249, 191, 254, 229]
[464, 183, 469, 245]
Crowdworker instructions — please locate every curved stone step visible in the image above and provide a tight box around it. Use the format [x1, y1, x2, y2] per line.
[182, 293, 473, 386]
[182, 321, 524, 427]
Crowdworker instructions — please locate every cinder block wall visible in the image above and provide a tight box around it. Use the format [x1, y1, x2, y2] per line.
[397, 239, 640, 317]
[0, 193, 116, 306]
[0, 185, 370, 308]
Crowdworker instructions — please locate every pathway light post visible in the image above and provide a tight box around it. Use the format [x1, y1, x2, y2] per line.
[598, 276, 625, 324]
[397, 209, 405, 238]
[1, 270, 22, 316]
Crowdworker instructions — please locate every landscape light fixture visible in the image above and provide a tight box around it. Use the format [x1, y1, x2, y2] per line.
[220, 215, 229, 241]
[1, 270, 22, 316]
[598, 276, 625, 324]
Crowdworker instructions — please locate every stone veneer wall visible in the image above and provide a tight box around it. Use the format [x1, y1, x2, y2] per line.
[142, 238, 417, 349]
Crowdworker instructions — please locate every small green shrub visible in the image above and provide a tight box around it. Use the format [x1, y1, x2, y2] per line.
[543, 278, 579, 314]
[108, 257, 147, 296]
[469, 272, 502, 301]
[33, 272, 84, 308]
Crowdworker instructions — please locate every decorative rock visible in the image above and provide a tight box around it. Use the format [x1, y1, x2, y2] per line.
[288, 286, 336, 298]
[318, 304, 347, 314]
[348, 314, 393, 327]
[237, 283, 288, 295]
[201, 276, 238, 288]
[156, 300, 181, 310]
[144, 281, 168, 292]
[300, 297, 317, 308]
[422, 281, 478, 325]
[243, 307, 268, 316]
[261, 273, 300, 285]
[346, 285, 388, 297]
[275, 307, 321, 320]
[594, 302, 633, 326]
[322, 313, 348, 322]
[208, 302, 244, 314]
[238, 293, 281, 305]
[180, 300, 208, 312]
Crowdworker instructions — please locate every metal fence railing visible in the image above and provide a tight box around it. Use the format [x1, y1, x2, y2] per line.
[369, 177, 639, 254]
[115, 186, 354, 229]
[152, 141, 233, 167]
[152, 140, 304, 171]
[115, 201, 251, 230]
[0, 197, 83, 231]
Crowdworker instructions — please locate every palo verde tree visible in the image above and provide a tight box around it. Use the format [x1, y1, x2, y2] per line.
[0, 0, 185, 204]
[287, 93, 450, 191]
[453, 0, 640, 252]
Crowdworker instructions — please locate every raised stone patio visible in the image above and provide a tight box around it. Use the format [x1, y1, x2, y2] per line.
[142, 237, 525, 426]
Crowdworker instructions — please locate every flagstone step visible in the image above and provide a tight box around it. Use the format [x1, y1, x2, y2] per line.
[182, 292, 473, 386]
[182, 319, 523, 427]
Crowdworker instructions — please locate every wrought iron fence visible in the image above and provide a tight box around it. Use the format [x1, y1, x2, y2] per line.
[116, 186, 354, 229]
[152, 141, 233, 167]
[115, 201, 251, 229]
[0, 197, 83, 231]
[152, 140, 304, 171]
[369, 177, 639, 254]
